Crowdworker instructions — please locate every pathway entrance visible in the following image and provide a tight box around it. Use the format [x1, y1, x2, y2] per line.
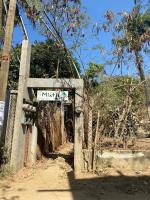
[1, 142, 150, 200]
[9, 40, 84, 173]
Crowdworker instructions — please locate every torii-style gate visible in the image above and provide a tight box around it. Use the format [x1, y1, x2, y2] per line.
[10, 40, 84, 173]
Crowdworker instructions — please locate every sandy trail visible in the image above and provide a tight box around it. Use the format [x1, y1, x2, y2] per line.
[0, 143, 150, 200]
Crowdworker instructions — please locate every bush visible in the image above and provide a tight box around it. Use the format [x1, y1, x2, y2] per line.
[0, 142, 8, 166]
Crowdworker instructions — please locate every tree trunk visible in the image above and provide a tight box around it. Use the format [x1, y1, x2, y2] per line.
[135, 51, 150, 120]
[120, 96, 132, 149]
[88, 103, 93, 150]
[0, 0, 2, 40]
[0, 0, 16, 101]
[114, 99, 127, 138]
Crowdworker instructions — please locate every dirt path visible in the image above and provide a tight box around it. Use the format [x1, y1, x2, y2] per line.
[0, 143, 150, 200]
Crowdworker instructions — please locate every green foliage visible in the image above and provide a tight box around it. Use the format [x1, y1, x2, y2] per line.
[92, 76, 145, 138]
[86, 62, 104, 78]
[93, 76, 144, 109]
[111, 6, 150, 53]
[8, 39, 80, 89]
[125, 12, 150, 52]
[30, 40, 80, 78]
[85, 62, 104, 87]
[112, 37, 128, 48]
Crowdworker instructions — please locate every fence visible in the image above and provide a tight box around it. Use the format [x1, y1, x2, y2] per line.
[5, 90, 18, 161]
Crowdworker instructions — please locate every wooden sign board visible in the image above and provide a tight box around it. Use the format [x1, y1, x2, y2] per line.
[37, 90, 68, 101]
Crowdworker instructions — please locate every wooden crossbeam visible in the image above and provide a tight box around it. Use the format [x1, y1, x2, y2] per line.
[27, 78, 83, 89]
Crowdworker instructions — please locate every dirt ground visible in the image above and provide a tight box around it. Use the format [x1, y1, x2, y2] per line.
[0, 143, 150, 200]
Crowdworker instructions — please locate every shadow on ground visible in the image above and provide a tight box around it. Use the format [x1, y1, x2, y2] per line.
[1, 146, 150, 200]
[37, 147, 150, 200]
[37, 171, 150, 200]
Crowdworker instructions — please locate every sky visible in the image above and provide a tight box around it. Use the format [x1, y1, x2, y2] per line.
[13, 0, 148, 76]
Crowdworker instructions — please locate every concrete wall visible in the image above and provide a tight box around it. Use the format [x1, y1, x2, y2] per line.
[96, 150, 150, 171]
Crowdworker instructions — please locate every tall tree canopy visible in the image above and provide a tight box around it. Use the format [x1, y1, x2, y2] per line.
[8, 39, 80, 89]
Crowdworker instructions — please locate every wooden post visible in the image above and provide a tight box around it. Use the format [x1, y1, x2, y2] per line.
[0, 0, 2, 40]
[88, 99, 94, 151]
[74, 83, 84, 174]
[10, 40, 31, 169]
[29, 123, 38, 164]
[93, 111, 100, 171]
[87, 102, 93, 172]
[61, 101, 65, 144]
[88, 106, 93, 150]
[0, 0, 16, 130]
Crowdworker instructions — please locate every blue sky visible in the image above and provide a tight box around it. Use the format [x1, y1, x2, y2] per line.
[80, 0, 136, 75]
[13, 0, 148, 76]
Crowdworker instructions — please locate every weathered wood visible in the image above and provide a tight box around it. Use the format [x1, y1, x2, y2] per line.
[87, 101, 93, 171]
[114, 95, 131, 138]
[93, 111, 100, 171]
[28, 123, 37, 164]
[8, 40, 84, 173]
[88, 107, 93, 150]
[22, 104, 36, 112]
[10, 40, 31, 169]
[120, 96, 133, 149]
[0, 0, 17, 101]
[61, 101, 65, 144]
[74, 85, 84, 173]
[23, 99, 34, 105]
[5, 91, 18, 161]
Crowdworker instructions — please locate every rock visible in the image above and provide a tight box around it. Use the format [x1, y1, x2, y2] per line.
[55, 157, 66, 163]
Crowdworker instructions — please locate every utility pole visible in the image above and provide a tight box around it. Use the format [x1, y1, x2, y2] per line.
[0, 0, 16, 130]
[0, 0, 2, 40]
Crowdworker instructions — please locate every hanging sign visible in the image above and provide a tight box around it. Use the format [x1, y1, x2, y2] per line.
[37, 90, 68, 101]
[0, 101, 5, 126]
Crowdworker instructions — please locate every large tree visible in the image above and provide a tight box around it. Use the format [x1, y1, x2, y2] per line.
[8, 39, 80, 89]
[96, 2, 150, 119]
[17, 0, 87, 77]
[113, 6, 150, 118]
[0, 0, 85, 98]
[0, 0, 85, 131]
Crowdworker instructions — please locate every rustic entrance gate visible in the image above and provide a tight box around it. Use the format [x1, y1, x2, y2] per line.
[9, 40, 84, 173]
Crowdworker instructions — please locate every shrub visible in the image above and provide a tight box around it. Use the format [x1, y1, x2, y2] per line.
[0, 142, 8, 166]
